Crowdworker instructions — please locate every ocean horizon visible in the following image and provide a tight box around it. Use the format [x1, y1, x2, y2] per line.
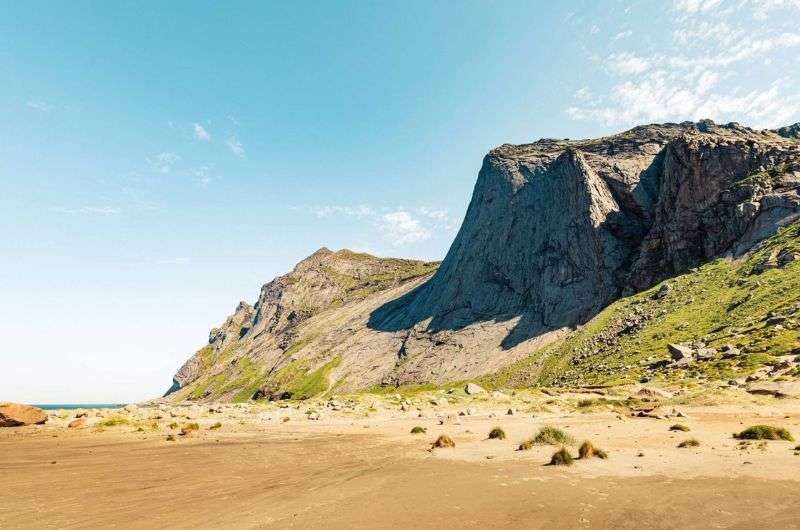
[34, 404, 127, 410]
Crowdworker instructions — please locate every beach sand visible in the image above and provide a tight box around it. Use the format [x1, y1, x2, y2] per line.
[2, 390, 799, 528]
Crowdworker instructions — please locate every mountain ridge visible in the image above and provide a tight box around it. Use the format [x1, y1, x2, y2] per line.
[165, 120, 800, 401]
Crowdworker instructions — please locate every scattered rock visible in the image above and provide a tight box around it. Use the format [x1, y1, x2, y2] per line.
[0, 403, 48, 427]
[667, 343, 693, 361]
[653, 284, 672, 299]
[637, 387, 673, 399]
[747, 382, 800, 398]
[464, 383, 486, 395]
[68, 418, 86, 429]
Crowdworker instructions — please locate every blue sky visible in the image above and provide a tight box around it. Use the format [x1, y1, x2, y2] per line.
[2, 0, 799, 403]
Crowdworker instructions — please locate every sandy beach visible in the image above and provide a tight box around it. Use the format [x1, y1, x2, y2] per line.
[2, 389, 800, 529]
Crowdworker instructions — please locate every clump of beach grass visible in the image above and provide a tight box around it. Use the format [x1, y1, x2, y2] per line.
[578, 441, 608, 459]
[410, 426, 427, 434]
[670, 423, 690, 432]
[432, 434, 455, 449]
[488, 427, 506, 440]
[180, 422, 200, 436]
[549, 447, 574, 466]
[532, 426, 575, 446]
[678, 438, 700, 448]
[734, 425, 794, 441]
[209, 422, 222, 430]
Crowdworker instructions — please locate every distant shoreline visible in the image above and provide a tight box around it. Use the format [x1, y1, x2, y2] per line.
[34, 404, 126, 410]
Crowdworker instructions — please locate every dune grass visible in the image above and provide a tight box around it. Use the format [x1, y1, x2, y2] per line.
[578, 441, 608, 459]
[432, 434, 455, 448]
[410, 426, 427, 434]
[549, 447, 574, 466]
[531, 426, 575, 446]
[488, 427, 506, 440]
[734, 425, 794, 441]
[670, 423, 690, 432]
[678, 438, 700, 448]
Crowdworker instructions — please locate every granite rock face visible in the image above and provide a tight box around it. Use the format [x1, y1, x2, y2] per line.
[169, 121, 800, 400]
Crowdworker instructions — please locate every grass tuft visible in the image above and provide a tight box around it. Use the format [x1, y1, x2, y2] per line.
[734, 425, 794, 441]
[432, 434, 455, 448]
[578, 440, 608, 459]
[549, 447, 574, 466]
[209, 422, 222, 430]
[410, 426, 427, 434]
[517, 439, 535, 451]
[670, 423, 690, 432]
[488, 427, 506, 440]
[678, 438, 700, 448]
[180, 422, 200, 436]
[532, 426, 575, 446]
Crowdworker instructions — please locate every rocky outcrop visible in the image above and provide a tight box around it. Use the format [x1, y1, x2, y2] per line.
[370, 121, 798, 358]
[169, 120, 800, 400]
[0, 403, 48, 427]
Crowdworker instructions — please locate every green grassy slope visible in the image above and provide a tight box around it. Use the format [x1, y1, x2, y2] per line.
[483, 219, 800, 389]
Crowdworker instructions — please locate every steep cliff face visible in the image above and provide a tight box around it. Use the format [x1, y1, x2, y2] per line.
[370, 121, 799, 342]
[168, 120, 800, 401]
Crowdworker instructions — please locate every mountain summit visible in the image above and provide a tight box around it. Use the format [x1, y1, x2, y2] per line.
[167, 121, 800, 401]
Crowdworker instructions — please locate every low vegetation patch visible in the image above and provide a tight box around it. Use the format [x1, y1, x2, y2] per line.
[168, 422, 178, 429]
[578, 441, 608, 459]
[94, 416, 130, 429]
[549, 447, 574, 466]
[180, 422, 200, 436]
[734, 425, 794, 441]
[670, 423, 690, 432]
[432, 434, 455, 448]
[518, 440, 534, 451]
[678, 438, 700, 448]
[532, 426, 575, 446]
[166, 434, 176, 442]
[410, 426, 427, 434]
[209, 422, 222, 430]
[488, 427, 506, 440]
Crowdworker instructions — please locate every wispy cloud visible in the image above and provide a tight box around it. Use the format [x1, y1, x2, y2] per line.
[298, 204, 454, 247]
[567, 0, 800, 128]
[193, 123, 211, 141]
[148, 152, 180, 173]
[154, 257, 191, 265]
[27, 100, 54, 113]
[226, 136, 245, 158]
[193, 165, 212, 186]
[310, 205, 375, 218]
[53, 206, 121, 216]
[379, 210, 431, 246]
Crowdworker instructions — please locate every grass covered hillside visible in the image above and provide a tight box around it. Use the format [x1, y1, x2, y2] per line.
[486, 219, 800, 389]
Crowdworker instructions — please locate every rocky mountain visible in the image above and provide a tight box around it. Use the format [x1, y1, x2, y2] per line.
[167, 120, 800, 402]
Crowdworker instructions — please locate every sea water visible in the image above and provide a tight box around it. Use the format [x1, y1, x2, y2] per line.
[34, 404, 126, 410]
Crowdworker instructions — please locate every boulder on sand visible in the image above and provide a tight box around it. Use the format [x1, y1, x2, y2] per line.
[464, 383, 486, 395]
[0, 403, 48, 427]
